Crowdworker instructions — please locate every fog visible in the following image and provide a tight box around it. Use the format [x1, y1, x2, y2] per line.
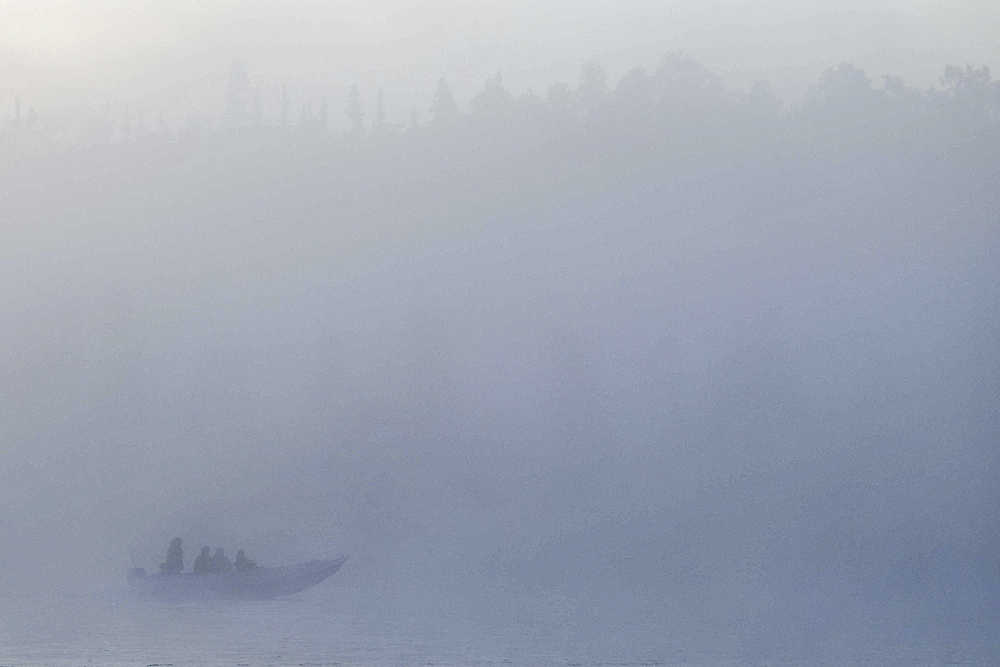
[5, 2, 1000, 116]
[1, 2, 999, 664]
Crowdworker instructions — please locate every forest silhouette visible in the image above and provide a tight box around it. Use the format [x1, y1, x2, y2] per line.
[3, 55, 999, 159]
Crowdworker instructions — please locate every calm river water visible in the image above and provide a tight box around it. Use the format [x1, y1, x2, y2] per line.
[1, 582, 996, 666]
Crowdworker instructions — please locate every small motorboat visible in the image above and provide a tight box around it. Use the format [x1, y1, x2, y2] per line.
[127, 555, 347, 600]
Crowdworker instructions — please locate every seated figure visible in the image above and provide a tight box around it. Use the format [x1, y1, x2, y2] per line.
[159, 537, 184, 575]
[234, 549, 257, 571]
[193, 545, 212, 574]
[211, 547, 233, 573]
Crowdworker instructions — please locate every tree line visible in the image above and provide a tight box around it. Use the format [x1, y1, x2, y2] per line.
[3, 55, 999, 159]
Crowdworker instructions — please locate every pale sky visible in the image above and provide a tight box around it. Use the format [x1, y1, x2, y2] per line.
[2, 1, 999, 120]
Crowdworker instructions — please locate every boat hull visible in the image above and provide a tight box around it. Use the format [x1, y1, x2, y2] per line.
[127, 556, 347, 600]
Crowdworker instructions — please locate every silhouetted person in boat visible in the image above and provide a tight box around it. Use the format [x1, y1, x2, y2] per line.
[211, 547, 233, 573]
[159, 537, 184, 575]
[193, 546, 212, 574]
[234, 549, 257, 571]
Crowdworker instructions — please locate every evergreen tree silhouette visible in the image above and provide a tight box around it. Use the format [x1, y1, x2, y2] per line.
[226, 60, 252, 127]
[471, 72, 512, 118]
[430, 78, 459, 126]
[346, 84, 364, 137]
[577, 61, 608, 111]
[374, 88, 386, 133]
[281, 83, 290, 128]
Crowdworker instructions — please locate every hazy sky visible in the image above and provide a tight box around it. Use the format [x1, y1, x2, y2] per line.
[3, 0, 1000, 119]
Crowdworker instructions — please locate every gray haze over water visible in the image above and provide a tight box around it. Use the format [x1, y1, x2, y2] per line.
[2, 2, 1000, 665]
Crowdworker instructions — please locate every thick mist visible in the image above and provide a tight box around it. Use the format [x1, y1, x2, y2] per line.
[2, 3, 1000, 664]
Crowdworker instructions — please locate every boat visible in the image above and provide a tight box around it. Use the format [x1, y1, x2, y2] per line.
[127, 555, 347, 599]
